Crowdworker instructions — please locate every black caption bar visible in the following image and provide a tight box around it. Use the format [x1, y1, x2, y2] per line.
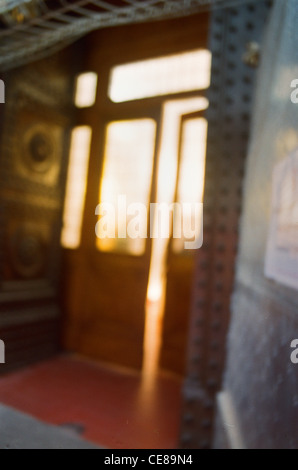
[103, 452, 194, 467]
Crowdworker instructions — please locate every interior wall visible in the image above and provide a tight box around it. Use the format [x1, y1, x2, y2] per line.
[180, 0, 272, 449]
[0, 47, 76, 373]
[214, 0, 298, 449]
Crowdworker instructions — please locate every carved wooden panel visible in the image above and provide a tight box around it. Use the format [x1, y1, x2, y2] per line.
[0, 49, 75, 373]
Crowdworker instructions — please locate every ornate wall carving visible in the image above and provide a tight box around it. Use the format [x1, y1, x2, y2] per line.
[0, 49, 75, 372]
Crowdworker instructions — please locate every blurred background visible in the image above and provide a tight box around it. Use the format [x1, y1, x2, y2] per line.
[0, 0, 297, 449]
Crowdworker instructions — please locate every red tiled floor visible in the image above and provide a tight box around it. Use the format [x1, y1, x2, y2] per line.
[0, 355, 182, 449]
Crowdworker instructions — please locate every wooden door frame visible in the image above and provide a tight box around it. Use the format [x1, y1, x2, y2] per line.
[62, 12, 210, 369]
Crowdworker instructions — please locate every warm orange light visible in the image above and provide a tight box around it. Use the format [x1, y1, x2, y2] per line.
[105, 49, 211, 383]
[173, 117, 208, 253]
[61, 126, 92, 249]
[142, 296, 165, 382]
[96, 119, 156, 256]
[109, 49, 212, 103]
[147, 282, 163, 303]
[75, 72, 98, 108]
[143, 98, 208, 379]
[146, 97, 208, 306]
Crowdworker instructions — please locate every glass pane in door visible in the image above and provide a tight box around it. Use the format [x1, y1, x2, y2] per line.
[172, 117, 207, 253]
[96, 119, 156, 256]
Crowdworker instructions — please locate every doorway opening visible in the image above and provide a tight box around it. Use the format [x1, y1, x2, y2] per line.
[61, 15, 211, 385]
[62, 46, 210, 380]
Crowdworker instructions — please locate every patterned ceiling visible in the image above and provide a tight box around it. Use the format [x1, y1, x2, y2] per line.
[0, 0, 259, 70]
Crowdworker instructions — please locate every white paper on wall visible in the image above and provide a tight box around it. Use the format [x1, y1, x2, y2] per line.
[265, 148, 298, 290]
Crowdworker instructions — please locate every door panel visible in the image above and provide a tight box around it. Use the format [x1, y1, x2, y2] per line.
[64, 109, 161, 369]
[160, 112, 207, 376]
[63, 15, 209, 371]
[83, 117, 158, 368]
[97, 119, 156, 256]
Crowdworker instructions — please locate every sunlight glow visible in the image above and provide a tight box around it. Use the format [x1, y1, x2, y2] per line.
[146, 97, 208, 303]
[61, 126, 92, 249]
[143, 97, 208, 377]
[75, 72, 98, 108]
[147, 282, 163, 303]
[109, 49, 211, 103]
[96, 119, 156, 255]
[105, 48, 211, 380]
[173, 118, 208, 253]
[142, 296, 165, 382]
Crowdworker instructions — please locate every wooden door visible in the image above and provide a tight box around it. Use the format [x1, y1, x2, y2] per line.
[160, 111, 208, 376]
[63, 52, 162, 371]
[63, 14, 209, 371]
[66, 111, 160, 369]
